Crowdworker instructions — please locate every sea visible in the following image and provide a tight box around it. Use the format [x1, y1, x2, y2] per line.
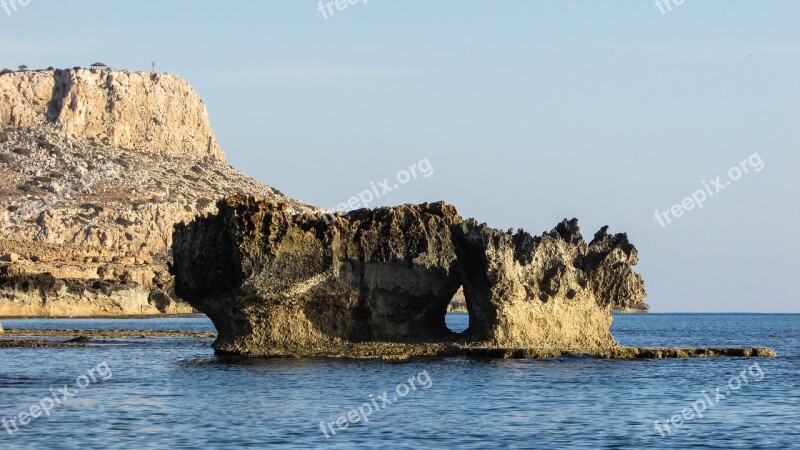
[0, 313, 798, 449]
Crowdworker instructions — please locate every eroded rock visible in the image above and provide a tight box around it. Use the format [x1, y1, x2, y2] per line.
[172, 196, 648, 357]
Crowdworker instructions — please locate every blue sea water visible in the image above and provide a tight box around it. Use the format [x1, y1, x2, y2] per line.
[0, 313, 798, 449]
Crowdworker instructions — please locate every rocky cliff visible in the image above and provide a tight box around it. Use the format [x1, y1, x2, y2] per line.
[0, 69, 315, 317]
[1, 68, 223, 159]
[172, 196, 647, 357]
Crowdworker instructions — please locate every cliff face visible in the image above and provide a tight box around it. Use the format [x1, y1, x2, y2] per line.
[0, 69, 315, 317]
[0, 69, 223, 160]
[172, 196, 647, 357]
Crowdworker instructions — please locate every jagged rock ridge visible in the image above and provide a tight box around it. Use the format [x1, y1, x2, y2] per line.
[172, 196, 647, 357]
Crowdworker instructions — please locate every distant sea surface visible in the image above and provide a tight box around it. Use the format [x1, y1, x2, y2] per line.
[1, 314, 798, 449]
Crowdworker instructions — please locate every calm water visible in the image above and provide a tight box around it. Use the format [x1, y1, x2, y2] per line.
[1, 314, 798, 449]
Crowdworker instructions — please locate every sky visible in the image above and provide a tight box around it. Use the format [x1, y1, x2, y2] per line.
[1, 1, 798, 312]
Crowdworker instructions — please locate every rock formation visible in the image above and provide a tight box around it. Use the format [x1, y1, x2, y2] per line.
[0, 69, 316, 316]
[172, 196, 647, 357]
[1, 68, 223, 159]
[447, 287, 467, 312]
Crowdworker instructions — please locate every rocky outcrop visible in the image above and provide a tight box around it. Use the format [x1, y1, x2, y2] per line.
[451, 218, 641, 350]
[172, 196, 647, 357]
[0, 69, 316, 317]
[447, 287, 467, 312]
[586, 226, 650, 312]
[0, 271, 188, 317]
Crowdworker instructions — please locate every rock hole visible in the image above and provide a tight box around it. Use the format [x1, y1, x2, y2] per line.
[445, 286, 469, 334]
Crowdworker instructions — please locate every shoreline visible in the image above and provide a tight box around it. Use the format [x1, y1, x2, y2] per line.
[0, 313, 207, 320]
[2, 329, 215, 338]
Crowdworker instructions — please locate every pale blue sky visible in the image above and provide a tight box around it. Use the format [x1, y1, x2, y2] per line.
[2, 1, 798, 312]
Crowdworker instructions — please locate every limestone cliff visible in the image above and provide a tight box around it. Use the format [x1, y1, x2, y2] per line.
[172, 196, 647, 357]
[1, 68, 223, 160]
[0, 69, 315, 317]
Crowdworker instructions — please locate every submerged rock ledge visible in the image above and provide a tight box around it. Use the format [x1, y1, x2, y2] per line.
[212, 345, 776, 360]
[171, 196, 774, 359]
